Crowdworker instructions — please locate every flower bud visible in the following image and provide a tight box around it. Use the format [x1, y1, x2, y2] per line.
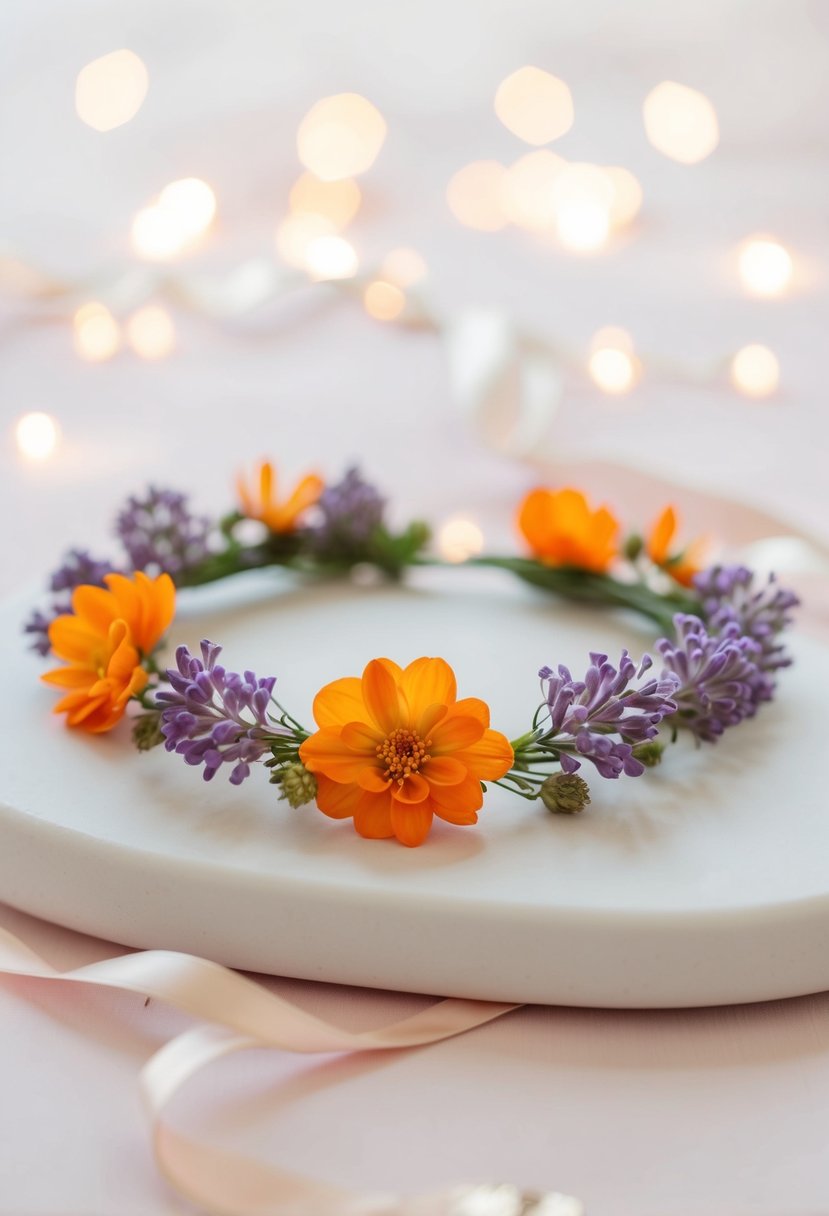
[132, 711, 165, 752]
[631, 740, 665, 768]
[274, 761, 317, 807]
[623, 533, 644, 561]
[540, 772, 591, 814]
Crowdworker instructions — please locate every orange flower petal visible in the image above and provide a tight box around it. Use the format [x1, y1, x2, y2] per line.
[340, 720, 384, 752]
[361, 659, 405, 734]
[400, 657, 457, 719]
[313, 677, 373, 729]
[48, 615, 104, 664]
[417, 702, 448, 738]
[314, 775, 365, 819]
[430, 774, 485, 818]
[423, 755, 468, 786]
[430, 713, 485, 754]
[71, 585, 117, 635]
[445, 697, 490, 728]
[452, 729, 514, 781]
[299, 727, 378, 783]
[279, 474, 324, 525]
[647, 506, 676, 564]
[390, 801, 434, 847]
[353, 794, 395, 838]
[41, 665, 96, 689]
[390, 772, 431, 805]
[356, 767, 391, 793]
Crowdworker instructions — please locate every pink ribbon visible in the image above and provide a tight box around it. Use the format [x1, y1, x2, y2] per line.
[0, 924, 521, 1214]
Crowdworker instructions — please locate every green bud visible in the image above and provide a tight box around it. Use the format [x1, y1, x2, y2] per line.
[273, 761, 317, 808]
[631, 740, 665, 768]
[132, 711, 165, 752]
[623, 533, 644, 561]
[539, 771, 591, 815]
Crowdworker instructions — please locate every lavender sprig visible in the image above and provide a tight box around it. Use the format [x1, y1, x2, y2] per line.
[115, 486, 212, 579]
[307, 466, 386, 559]
[694, 564, 799, 681]
[154, 640, 303, 785]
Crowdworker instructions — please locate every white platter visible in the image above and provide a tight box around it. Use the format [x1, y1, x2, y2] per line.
[2, 567, 827, 1008]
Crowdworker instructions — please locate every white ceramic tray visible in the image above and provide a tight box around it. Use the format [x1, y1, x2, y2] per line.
[2, 567, 827, 1008]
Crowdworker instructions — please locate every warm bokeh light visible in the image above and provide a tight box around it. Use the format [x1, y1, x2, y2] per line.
[296, 93, 387, 181]
[131, 205, 183, 260]
[604, 166, 643, 229]
[304, 235, 358, 281]
[494, 66, 574, 145]
[15, 412, 60, 461]
[501, 150, 564, 231]
[363, 280, 406, 321]
[737, 237, 793, 298]
[447, 161, 509, 231]
[731, 344, 780, 397]
[75, 49, 148, 132]
[126, 305, 176, 359]
[275, 213, 335, 268]
[289, 173, 361, 230]
[552, 163, 613, 251]
[73, 302, 121, 362]
[588, 327, 638, 394]
[643, 81, 719, 164]
[157, 178, 217, 241]
[381, 247, 428, 286]
[437, 517, 485, 562]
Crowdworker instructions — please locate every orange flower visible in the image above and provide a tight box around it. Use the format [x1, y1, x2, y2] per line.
[299, 657, 514, 846]
[43, 571, 175, 733]
[518, 487, 619, 573]
[237, 460, 324, 533]
[646, 506, 706, 588]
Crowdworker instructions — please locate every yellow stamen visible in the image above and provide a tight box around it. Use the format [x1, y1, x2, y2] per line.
[376, 727, 431, 786]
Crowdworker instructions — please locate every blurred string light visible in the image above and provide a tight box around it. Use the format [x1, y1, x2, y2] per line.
[289, 173, 361, 230]
[304, 235, 358, 281]
[296, 93, 386, 180]
[494, 66, 574, 145]
[730, 344, 780, 397]
[75, 49, 148, 132]
[588, 327, 638, 394]
[737, 236, 793, 298]
[126, 304, 176, 359]
[73, 301, 120, 361]
[437, 517, 485, 562]
[363, 279, 406, 321]
[551, 163, 614, 252]
[131, 178, 217, 260]
[446, 161, 509, 231]
[275, 212, 335, 269]
[380, 247, 428, 286]
[500, 150, 564, 231]
[643, 81, 719, 164]
[15, 412, 60, 461]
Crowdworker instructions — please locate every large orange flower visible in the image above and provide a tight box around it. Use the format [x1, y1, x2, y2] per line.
[646, 506, 706, 588]
[518, 487, 619, 573]
[237, 460, 324, 533]
[43, 571, 175, 733]
[299, 657, 514, 846]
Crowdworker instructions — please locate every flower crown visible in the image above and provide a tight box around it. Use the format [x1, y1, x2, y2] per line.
[25, 462, 799, 847]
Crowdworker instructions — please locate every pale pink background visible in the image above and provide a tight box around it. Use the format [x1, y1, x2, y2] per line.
[2, 1, 829, 1212]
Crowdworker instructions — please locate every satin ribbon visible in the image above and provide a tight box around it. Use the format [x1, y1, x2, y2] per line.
[0, 924, 523, 1215]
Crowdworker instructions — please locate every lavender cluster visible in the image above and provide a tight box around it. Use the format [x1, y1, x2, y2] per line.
[694, 565, 799, 681]
[115, 486, 212, 578]
[155, 641, 287, 785]
[658, 614, 764, 742]
[23, 547, 114, 655]
[537, 651, 679, 778]
[308, 466, 385, 558]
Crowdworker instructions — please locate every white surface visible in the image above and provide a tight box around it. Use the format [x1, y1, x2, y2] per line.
[2, 0, 829, 1212]
[3, 569, 826, 1008]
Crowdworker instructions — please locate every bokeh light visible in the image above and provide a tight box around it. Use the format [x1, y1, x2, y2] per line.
[15, 412, 60, 461]
[289, 173, 361, 230]
[381, 247, 428, 286]
[73, 302, 121, 361]
[604, 166, 643, 229]
[501, 150, 564, 231]
[363, 280, 406, 321]
[275, 213, 336, 269]
[552, 163, 613, 251]
[737, 237, 793, 298]
[643, 81, 719, 164]
[494, 66, 574, 145]
[75, 49, 148, 132]
[731, 344, 780, 397]
[297, 93, 387, 181]
[588, 327, 638, 394]
[447, 161, 509, 231]
[437, 517, 485, 562]
[304, 235, 358, 280]
[131, 178, 216, 260]
[126, 305, 176, 359]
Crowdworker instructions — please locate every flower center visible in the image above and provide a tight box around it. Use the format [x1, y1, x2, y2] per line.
[376, 727, 431, 785]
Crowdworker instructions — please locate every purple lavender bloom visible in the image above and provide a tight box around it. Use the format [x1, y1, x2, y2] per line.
[658, 613, 764, 742]
[155, 640, 287, 784]
[694, 564, 799, 681]
[49, 548, 114, 594]
[537, 651, 679, 778]
[115, 486, 212, 579]
[308, 466, 385, 557]
[23, 603, 69, 656]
